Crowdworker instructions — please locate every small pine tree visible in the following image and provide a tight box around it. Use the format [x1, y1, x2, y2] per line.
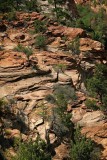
[70, 127, 101, 160]
[87, 64, 107, 109]
[13, 137, 51, 160]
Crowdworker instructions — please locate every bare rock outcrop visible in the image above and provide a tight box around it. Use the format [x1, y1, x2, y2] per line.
[0, 11, 107, 159]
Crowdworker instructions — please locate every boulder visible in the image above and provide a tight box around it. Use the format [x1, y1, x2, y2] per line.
[81, 123, 107, 158]
[48, 25, 86, 39]
[77, 111, 105, 127]
[80, 38, 104, 52]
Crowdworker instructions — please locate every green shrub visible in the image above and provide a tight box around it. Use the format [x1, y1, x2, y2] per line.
[72, 5, 107, 45]
[0, 0, 13, 13]
[4, 11, 17, 21]
[46, 85, 76, 141]
[24, 0, 39, 12]
[67, 37, 80, 54]
[53, 84, 77, 104]
[85, 99, 98, 110]
[70, 127, 101, 160]
[53, 63, 67, 73]
[34, 19, 47, 33]
[87, 64, 107, 110]
[35, 35, 47, 49]
[13, 137, 51, 160]
[14, 44, 33, 58]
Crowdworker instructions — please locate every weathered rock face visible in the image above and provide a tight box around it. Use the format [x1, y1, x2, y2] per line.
[47, 25, 86, 39]
[81, 123, 107, 159]
[72, 108, 107, 158]
[80, 38, 104, 52]
[0, 11, 107, 159]
[77, 111, 105, 127]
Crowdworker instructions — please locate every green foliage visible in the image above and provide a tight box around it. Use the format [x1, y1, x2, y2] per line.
[24, 0, 39, 12]
[39, 103, 48, 121]
[85, 99, 98, 110]
[46, 84, 77, 111]
[0, 98, 9, 112]
[0, 99, 4, 108]
[13, 137, 51, 160]
[34, 19, 47, 33]
[14, 44, 33, 58]
[67, 37, 80, 54]
[53, 63, 67, 73]
[46, 85, 76, 140]
[70, 127, 101, 160]
[53, 7, 71, 23]
[72, 5, 107, 44]
[4, 11, 17, 21]
[50, 108, 71, 140]
[48, 0, 69, 23]
[53, 84, 77, 104]
[35, 35, 47, 49]
[0, 0, 39, 13]
[87, 64, 107, 110]
[0, 0, 13, 13]
[48, 0, 65, 5]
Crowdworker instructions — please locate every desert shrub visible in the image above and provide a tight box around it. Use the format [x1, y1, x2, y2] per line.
[53, 84, 77, 103]
[35, 35, 47, 49]
[53, 7, 71, 23]
[87, 64, 107, 110]
[53, 63, 67, 73]
[0, 0, 40, 13]
[13, 137, 51, 160]
[85, 99, 98, 110]
[24, 0, 40, 12]
[0, 99, 4, 108]
[0, 0, 13, 13]
[46, 85, 77, 112]
[4, 11, 17, 21]
[48, 0, 71, 24]
[34, 19, 47, 33]
[49, 108, 72, 141]
[70, 127, 101, 160]
[72, 5, 107, 45]
[46, 85, 76, 141]
[67, 37, 80, 54]
[0, 98, 9, 112]
[14, 44, 33, 58]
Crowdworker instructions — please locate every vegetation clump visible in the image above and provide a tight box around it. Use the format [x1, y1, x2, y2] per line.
[34, 19, 47, 33]
[14, 44, 33, 58]
[45, 85, 76, 141]
[13, 137, 51, 160]
[35, 35, 47, 49]
[85, 99, 98, 111]
[72, 5, 107, 45]
[70, 127, 101, 160]
[87, 64, 107, 110]
[67, 37, 80, 54]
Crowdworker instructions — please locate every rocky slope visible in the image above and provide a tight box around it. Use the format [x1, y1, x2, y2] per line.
[0, 11, 107, 159]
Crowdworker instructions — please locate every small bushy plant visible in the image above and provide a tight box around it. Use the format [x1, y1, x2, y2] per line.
[85, 99, 98, 110]
[70, 127, 101, 160]
[87, 64, 107, 110]
[53, 63, 67, 73]
[3, 11, 17, 21]
[34, 19, 47, 33]
[72, 5, 107, 45]
[24, 0, 39, 12]
[35, 35, 47, 49]
[14, 44, 33, 58]
[46, 85, 76, 141]
[67, 37, 80, 54]
[13, 137, 51, 160]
